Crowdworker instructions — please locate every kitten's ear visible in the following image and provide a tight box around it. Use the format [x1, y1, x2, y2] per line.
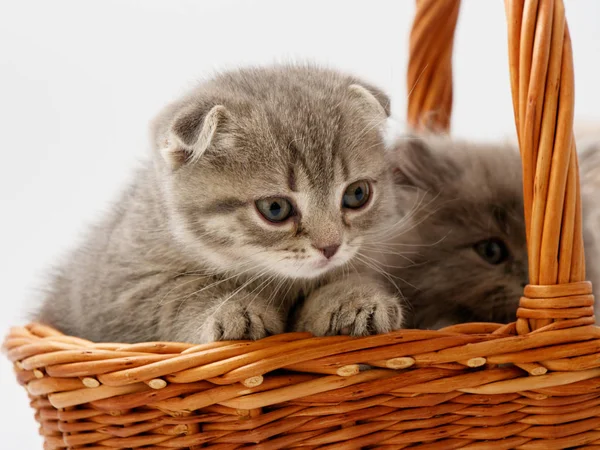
[391, 136, 459, 191]
[161, 104, 228, 170]
[348, 83, 391, 118]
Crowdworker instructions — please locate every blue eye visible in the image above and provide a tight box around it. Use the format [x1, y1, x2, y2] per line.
[256, 197, 293, 223]
[343, 180, 371, 209]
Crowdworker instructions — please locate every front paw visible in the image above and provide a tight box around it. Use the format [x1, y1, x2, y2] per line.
[294, 281, 404, 336]
[198, 297, 285, 343]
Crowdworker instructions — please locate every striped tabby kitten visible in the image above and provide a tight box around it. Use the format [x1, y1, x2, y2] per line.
[37, 66, 405, 343]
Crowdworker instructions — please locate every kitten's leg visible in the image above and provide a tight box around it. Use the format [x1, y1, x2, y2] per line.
[163, 290, 286, 344]
[292, 278, 404, 336]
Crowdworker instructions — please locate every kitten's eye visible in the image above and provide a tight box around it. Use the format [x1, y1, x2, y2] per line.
[343, 180, 371, 209]
[255, 197, 293, 223]
[473, 238, 510, 265]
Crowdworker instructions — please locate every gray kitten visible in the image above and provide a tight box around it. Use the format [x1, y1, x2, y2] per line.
[36, 65, 405, 343]
[387, 135, 528, 329]
[388, 133, 600, 329]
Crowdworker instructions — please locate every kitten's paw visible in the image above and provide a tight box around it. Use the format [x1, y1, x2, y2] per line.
[198, 297, 285, 342]
[294, 281, 404, 336]
[323, 294, 403, 336]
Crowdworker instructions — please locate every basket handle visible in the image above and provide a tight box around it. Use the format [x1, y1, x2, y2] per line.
[407, 0, 593, 333]
[406, 0, 460, 132]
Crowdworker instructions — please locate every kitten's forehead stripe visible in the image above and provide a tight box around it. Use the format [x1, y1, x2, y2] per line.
[328, 122, 342, 181]
[339, 155, 350, 181]
[287, 140, 315, 183]
[288, 165, 297, 192]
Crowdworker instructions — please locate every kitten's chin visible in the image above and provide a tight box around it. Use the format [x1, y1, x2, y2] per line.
[272, 245, 362, 280]
[269, 256, 350, 280]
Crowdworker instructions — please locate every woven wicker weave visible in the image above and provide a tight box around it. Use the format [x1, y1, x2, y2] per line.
[4, 1, 599, 448]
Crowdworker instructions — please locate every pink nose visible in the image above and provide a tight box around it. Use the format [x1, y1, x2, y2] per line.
[316, 244, 340, 259]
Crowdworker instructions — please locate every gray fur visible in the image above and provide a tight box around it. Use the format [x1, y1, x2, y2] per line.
[387, 132, 600, 329]
[387, 135, 528, 329]
[35, 65, 403, 343]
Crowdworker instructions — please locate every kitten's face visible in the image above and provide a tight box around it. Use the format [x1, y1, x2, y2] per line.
[154, 67, 397, 280]
[388, 136, 528, 328]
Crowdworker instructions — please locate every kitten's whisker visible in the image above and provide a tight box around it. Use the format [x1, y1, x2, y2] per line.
[348, 259, 360, 277]
[245, 273, 279, 310]
[353, 253, 406, 300]
[359, 244, 421, 255]
[362, 234, 449, 248]
[375, 191, 439, 240]
[370, 193, 457, 245]
[362, 189, 433, 242]
[360, 248, 422, 263]
[264, 273, 289, 314]
[166, 260, 270, 324]
[199, 253, 289, 331]
[386, 204, 450, 240]
[407, 65, 429, 101]
[157, 259, 263, 307]
[353, 115, 388, 145]
[277, 259, 311, 316]
[357, 251, 418, 269]
[355, 252, 416, 292]
[357, 138, 391, 155]
[252, 256, 292, 309]
[342, 260, 350, 282]
[197, 266, 274, 334]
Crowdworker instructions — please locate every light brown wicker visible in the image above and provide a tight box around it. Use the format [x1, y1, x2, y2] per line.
[4, 0, 598, 448]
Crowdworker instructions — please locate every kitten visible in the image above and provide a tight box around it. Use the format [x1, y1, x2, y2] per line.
[36, 65, 405, 344]
[387, 135, 528, 329]
[387, 132, 600, 329]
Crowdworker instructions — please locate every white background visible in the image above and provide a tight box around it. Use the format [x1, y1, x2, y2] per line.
[1, 0, 599, 447]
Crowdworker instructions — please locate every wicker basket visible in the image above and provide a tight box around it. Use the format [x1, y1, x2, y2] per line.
[4, 1, 599, 448]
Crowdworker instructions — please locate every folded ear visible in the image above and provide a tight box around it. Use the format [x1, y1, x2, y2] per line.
[347, 83, 391, 118]
[390, 136, 460, 192]
[161, 104, 228, 170]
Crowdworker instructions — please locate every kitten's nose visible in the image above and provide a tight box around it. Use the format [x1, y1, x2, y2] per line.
[316, 244, 340, 259]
